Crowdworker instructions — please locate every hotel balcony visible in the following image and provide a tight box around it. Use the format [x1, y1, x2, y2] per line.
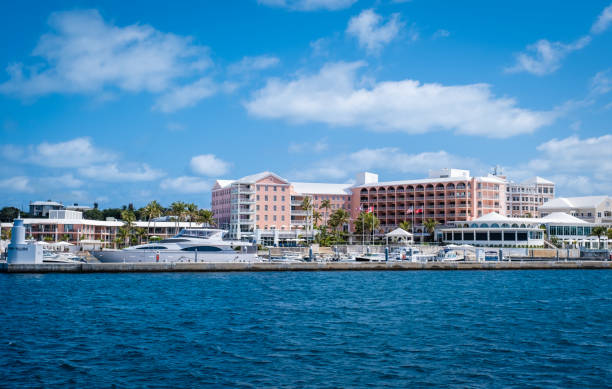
[291, 210, 309, 216]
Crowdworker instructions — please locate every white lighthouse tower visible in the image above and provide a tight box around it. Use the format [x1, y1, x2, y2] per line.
[7, 218, 43, 264]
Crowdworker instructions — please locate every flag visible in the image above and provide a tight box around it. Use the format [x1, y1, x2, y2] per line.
[416, 208, 423, 214]
[407, 206, 413, 214]
[366, 206, 374, 213]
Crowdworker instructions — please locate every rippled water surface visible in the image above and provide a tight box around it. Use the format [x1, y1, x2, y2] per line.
[1, 270, 611, 387]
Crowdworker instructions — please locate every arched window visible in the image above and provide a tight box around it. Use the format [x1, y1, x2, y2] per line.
[480, 223, 489, 228]
[470, 223, 478, 228]
[501, 223, 509, 228]
[491, 223, 499, 228]
[511, 224, 518, 228]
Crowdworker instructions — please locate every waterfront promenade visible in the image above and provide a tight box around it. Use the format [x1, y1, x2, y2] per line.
[1, 260, 610, 273]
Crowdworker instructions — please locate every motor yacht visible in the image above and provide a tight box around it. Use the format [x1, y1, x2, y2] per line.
[91, 228, 259, 263]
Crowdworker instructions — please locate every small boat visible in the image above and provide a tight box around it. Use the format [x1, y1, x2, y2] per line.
[43, 251, 86, 263]
[393, 247, 435, 262]
[436, 247, 463, 261]
[485, 250, 499, 261]
[355, 252, 387, 262]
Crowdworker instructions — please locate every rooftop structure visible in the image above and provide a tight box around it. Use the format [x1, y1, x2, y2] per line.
[29, 200, 64, 217]
[539, 196, 612, 223]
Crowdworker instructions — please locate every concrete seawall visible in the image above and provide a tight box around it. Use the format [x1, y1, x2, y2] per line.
[1, 261, 610, 273]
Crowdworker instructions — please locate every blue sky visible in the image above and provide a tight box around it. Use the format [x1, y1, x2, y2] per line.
[1, 0, 611, 209]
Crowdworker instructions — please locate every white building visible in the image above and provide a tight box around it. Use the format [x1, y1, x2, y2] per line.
[540, 196, 612, 224]
[505, 176, 555, 217]
[441, 211, 608, 248]
[29, 200, 64, 217]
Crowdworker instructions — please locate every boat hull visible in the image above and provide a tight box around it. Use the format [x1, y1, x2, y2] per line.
[91, 249, 259, 263]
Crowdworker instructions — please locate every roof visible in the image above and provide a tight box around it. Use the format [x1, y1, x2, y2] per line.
[540, 196, 610, 210]
[213, 180, 234, 189]
[355, 176, 472, 188]
[291, 182, 353, 195]
[468, 211, 588, 226]
[385, 228, 413, 237]
[30, 201, 63, 206]
[237, 171, 289, 184]
[521, 176, 554, 185]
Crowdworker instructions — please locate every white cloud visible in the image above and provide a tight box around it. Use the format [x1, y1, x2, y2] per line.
[291, 147, 478, 180]
[505, 36, 591, 75]
[190, 154, 230, 176]
[228, 55, 280, 75]
[258, 0, 356, 11]
[0, 9, 211, 101]
[590, 69, 612, 96]
[246, 61, 554, 138]
[78, 163, 165, 182]
[33, 137, 115, 168]
[153, 78, 216, 113]
[508, 134, 612, 196]
[160, 176, 212, 193]
[346, 9, 403, 53]
[166, 122, 185, 131]
[433, 29, 450, 39]
[40, 174, 84, 188]
[288, 138, 329, 153]
[591, 2, 612, 34]
[0, 176, 32, 192]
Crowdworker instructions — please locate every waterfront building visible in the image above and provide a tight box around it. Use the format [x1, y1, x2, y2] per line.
[0, 210, 205, 249]
[211, 171, 352, 241]
[349, 169, 507, 236]
[539, 196, 612, 224]
[29, 200, 64, 217]
[505, 177, 555, 217]
[441, 211, 608, 248]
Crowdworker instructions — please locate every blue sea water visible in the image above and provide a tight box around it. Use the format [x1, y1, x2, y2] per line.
[1, 270, 611, 388]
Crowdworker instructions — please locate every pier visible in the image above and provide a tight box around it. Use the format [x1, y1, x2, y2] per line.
[1, 260, 610, 273]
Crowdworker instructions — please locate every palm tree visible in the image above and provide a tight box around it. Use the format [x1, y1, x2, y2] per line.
[320, 199, 332, 228]
[312, 210, 322, 228]
[590, 226, 607, 249]
[170, 201, 186, 234]
[135, 227, 148, 245]
[186, 203, 198, 228]
[423, 218, 439, 242]
[120, 210, 136, 247]
[399, 220, 411, 232]
[329, 209, 350, 243]
[143, 200, 163, 242]
[196, 209, 216, 227]
[354, 212, 380, 244]
[301, 196, 313, 241]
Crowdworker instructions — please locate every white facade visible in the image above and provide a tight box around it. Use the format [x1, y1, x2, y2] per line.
[506, 176, 555, 217]
[540, 196, 612, 224]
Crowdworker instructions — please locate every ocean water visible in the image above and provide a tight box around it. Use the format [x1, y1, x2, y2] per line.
[1, 270, 611, 388]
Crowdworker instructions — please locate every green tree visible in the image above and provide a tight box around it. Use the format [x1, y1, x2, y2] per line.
[590, 226, 607, 249]
[186, 203, 198, 228]
[320, 199, 332, 227]
[120, 210, 136, 247]
[607, 228, 612, 240]
[84, 209, 104, 220]
[329, 209, 349, 233]
[142, 200, 163, 241]
[354, 212, 380, 243]
[423, 219, 439, 242]
[0, 207, 20, 222]
[196, 209, 216, 227]
[399, 220, 412, 232]
[313, 210, 322, 228]
[135, 227, 148, 245]
[1, 228, 11, 240]
[170, 201, 187, 234]
[301, 197, 313, 242]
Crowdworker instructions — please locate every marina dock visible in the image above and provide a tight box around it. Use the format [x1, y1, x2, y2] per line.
[1, 260, 610, 273]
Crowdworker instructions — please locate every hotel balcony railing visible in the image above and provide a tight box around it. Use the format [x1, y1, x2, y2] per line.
[231, 189, 255, 195]
[291, 220, 307, 226]
[291, 210, 309, 216]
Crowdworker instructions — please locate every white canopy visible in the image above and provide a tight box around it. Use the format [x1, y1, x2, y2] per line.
[385, 228, 413, 238]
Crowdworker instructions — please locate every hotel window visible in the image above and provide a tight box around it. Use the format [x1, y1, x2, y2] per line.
[265, 215, 268, 221]
[256, 205, 259, 210]
[281, 216, 285, 221]
[273, 205, 277, 211]
[257, 195, 260, 200]
[281, 196, 285, 201]
[265, 195, 268, 201]
[256, 215, 260, 221]
[264, 205, 268, 211]
[282, 187, 285, 192]
[265, 185, 268, 191]
[281, 206, 285, 211]
[274, 186, 277, 191]
[273, 196, 277, 201]
[273, 216, 277, 221]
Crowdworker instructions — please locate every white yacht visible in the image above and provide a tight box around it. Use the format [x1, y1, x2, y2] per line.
[91, 229, 259, 263]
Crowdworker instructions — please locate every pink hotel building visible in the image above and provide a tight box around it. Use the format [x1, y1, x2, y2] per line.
[212, 169, 508, 240]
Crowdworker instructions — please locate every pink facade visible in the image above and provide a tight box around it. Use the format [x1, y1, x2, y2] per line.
[350, 176, 507, 233]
